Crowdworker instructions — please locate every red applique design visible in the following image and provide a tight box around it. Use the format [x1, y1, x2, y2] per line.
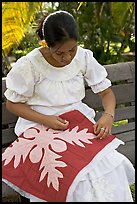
[2, 110, 115, 202]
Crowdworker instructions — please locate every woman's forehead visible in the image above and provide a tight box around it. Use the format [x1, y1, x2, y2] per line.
[51, 39, 77, 53]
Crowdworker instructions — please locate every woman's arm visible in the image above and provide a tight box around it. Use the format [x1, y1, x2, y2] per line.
[93, 87, 116, 139]
[98, 87, 116, 116]
[6, 100, 69, 130]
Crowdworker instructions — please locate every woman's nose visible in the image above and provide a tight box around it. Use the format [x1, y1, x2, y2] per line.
[63, 53, 71, 62]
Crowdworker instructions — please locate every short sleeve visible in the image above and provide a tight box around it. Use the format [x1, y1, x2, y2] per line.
[4, 56, 35, 103]
[84, 49, 111, 93]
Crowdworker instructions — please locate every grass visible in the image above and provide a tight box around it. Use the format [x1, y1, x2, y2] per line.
[130, 183, 135, 201]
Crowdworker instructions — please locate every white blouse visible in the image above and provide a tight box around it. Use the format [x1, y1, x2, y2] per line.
[4, 47, 135, 203]
[4, 46, 111, 135]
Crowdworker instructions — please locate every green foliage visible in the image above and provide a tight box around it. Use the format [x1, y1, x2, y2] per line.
[8, 2, 135, 65]
[130, 183, 135, 201]
[2, 2, 42, 55]
[57, 2, 135, 64]
[10, 26, 39, 60]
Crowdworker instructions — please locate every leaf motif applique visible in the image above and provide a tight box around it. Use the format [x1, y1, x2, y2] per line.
[39, 148, 67, 191]
[52, 126, 95, 147]
[2, 138, 34, 168]
[2, 124, 96, 191]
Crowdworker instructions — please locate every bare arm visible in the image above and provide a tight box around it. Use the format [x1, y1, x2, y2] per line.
[98, 87, 116, 116]
[93, 87, 116, 139]
[6, 100, 69, 130]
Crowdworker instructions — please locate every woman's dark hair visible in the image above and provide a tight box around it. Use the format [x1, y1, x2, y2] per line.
[36, 10, 78, 47]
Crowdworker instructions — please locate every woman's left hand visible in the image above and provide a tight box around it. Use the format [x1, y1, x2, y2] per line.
[93, 113, 114, 139]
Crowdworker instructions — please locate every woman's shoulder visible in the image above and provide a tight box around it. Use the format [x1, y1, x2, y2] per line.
[26, 47, 41, 57]
[26, 47, 43, 63]
[7, 48, 42, 78]
[11, 48, 40, 68]
[76, 46, 93, 62]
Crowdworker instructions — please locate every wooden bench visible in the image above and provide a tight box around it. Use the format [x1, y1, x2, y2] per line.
[2, 61, 135, 202]
[83, 61, 135, 164]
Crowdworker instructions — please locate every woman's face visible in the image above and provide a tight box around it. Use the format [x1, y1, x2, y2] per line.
[49, 39, 77, 66]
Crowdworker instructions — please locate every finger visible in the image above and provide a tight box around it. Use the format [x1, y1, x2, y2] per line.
[57, 117, 69, 124]
[57, 118, 69, 130]
[58, 123, 69, 130]
[93, 123, 97, 133]
[100, 127, 109, 139]
[93, 123, 100, 134]
[95, 128, 105, 139]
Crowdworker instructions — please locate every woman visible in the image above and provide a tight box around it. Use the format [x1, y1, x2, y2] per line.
[2, 10, 135, 202]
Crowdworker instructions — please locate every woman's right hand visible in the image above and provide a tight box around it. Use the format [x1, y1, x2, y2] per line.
[43, 115, 69, 130]
[6, 100, 69, 130]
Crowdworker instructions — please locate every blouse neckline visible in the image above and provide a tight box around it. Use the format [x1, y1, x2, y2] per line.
[36, 46, 79, 70]
[26, 46, 82, 81]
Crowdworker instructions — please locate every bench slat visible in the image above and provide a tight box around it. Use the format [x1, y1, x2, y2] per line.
[2, 128, 17, 146]
[2, 103, 18, 125]
[113, 106, 135, 121]
[83, 82, 135, 109]
[83, 90, 100, 109]
[112, 83, 135, 104]
[115, 129, 135, 142]
[2, 181, 21, 201]
[116, 139, 135, 164]
[112, 123, 135, 140]
[2, 77, 6, 101]
[104, 61, 135, 82]
[95, 106, 135, 121]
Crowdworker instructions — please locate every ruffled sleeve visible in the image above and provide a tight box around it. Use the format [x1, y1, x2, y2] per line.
[84, 49, 111, 93]
[4, 56, 35, 103]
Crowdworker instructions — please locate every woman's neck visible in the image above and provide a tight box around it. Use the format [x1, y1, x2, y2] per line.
[39, 47, 64, 67]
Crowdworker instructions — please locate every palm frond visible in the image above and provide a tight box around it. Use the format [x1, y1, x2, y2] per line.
[2, 2, 42, 54]
[111, 2, 135, 28]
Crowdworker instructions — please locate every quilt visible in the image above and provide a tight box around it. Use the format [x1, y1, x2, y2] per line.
[2, 110, 116, 202]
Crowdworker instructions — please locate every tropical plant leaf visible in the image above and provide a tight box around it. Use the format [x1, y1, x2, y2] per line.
[2, 2, 42, 55]
[111, 2, 134, 29]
